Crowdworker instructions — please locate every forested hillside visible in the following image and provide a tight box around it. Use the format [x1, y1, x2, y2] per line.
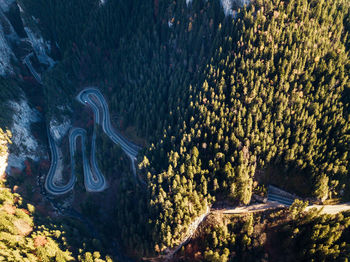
[176, 201, 350, 262]
[19, 0, 350, 259]
[0, 129, 113, 261]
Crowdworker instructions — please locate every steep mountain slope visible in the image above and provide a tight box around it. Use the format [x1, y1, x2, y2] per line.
[0, 129, 114, 261]
[19, 0, 350, 257]
[175, 203, 350, 262]
[2, 0, 350, 261]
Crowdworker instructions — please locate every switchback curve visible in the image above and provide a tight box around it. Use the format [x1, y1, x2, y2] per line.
[45, 87, 141, 195]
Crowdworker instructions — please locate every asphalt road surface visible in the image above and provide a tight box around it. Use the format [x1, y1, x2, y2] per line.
[23, 52, 42, 84]
[45, 87, 141, 195]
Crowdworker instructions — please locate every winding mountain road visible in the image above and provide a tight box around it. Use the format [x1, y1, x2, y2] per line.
[45, 87, 141, 195]
[70, 128, 107, 192]
[45, 129, 76, 195]
[77, 88, 141, 159]
[23, 52, 42, 84]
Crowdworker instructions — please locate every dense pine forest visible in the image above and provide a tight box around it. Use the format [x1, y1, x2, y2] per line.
[0, 0, 348, 260]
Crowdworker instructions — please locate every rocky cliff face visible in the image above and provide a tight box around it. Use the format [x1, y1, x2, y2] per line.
[186, 0, 250, 15]
[220, 0, 251, 16]
[6, 98, 42, 172]
[0, 0, 55, 175]
[0, 129, 10, 178]
[0, 0, 54, 73]
[0, 0, 17, 75]
[49, 118, 71, 143]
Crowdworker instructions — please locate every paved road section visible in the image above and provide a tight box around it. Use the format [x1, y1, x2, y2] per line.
[70, 128, 106, 192]
[77, 88, 142, 179]
[45, 130, 76, 195]
[45, 87, 142, 195]
[305, 203, 350, 215]
[218, 202, 284, 214]
[215, 201, 350, 215]
[23, 53, 42, 84]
